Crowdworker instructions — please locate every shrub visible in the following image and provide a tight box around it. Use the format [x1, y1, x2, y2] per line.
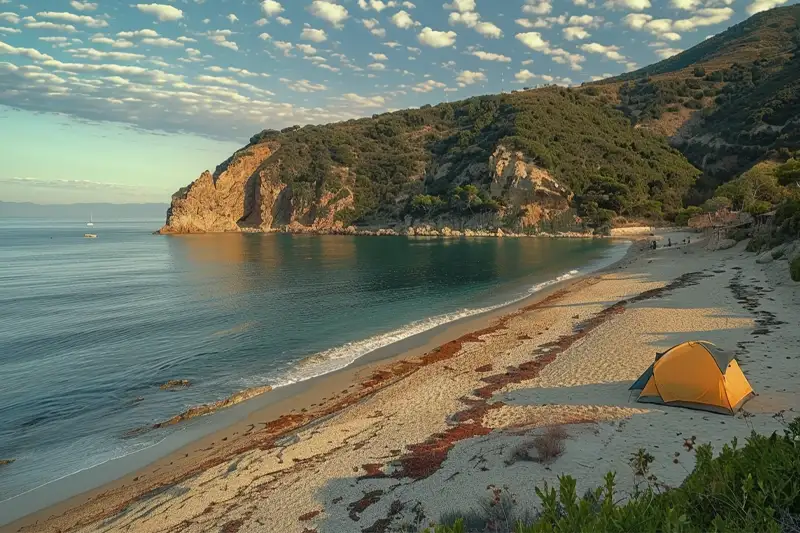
[424, 419, 800, 533]
[532, 426, 568, 463]
[791, 257, 800, 282]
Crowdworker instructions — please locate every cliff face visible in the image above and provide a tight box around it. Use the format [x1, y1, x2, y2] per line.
[161, 143, 275, 234]
[160, 143, 572, 234]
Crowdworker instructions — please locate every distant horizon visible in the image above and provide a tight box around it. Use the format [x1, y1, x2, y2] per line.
[0, 201, 169, 206]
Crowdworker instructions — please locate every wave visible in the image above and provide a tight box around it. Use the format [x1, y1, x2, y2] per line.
[259, 266, 604, 390]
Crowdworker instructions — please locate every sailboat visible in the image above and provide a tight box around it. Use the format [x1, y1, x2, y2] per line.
[87, 213, 94, 227]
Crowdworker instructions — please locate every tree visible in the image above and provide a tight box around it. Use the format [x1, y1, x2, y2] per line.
[776, 158, 800, 187]
[715, 165, 785, 213]
[701, 196, 732, 213]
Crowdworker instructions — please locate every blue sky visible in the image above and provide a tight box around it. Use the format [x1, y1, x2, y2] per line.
[0, 0, 795, 203]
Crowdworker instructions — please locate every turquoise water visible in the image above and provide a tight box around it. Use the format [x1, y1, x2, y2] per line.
[0, 219, 624, 505]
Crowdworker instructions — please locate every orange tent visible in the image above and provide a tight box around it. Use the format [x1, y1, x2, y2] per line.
[630, 341, 754, 415]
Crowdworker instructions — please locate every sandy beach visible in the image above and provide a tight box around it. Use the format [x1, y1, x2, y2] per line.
[5, 230, 800, 533]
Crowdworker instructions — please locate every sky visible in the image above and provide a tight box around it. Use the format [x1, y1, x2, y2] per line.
[0, 0, 795, 203]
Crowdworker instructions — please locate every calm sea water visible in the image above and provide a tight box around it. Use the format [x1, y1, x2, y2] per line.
[0, 219, 624, 503]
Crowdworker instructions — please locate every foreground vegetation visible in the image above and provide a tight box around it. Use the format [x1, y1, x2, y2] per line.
[424, 418, 800, 532]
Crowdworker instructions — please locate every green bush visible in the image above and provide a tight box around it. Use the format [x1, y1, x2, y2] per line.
[425, 419, 800, 533]
[791, 257, 800, 282]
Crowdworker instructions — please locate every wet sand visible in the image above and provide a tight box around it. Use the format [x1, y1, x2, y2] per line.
[7, 230, 799, 533]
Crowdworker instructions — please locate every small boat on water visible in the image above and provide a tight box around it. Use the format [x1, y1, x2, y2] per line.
[87, 212, 94, 227]
[84, 233, 97, 238]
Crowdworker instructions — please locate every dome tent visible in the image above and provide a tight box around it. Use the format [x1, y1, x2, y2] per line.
[630, 341, 754, 415]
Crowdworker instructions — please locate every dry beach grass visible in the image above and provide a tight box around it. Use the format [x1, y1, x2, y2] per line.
[6, 230, 800, 533]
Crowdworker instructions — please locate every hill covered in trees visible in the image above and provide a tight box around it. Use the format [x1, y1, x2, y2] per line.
[162, 6, 799, 235]
[597, 5, 800, 196]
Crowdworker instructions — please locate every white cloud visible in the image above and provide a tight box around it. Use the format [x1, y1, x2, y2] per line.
[568, 15, 601, 26]
[747, 0, 787, 14]
[515, 18, 536, 28]
[411, 79, 446, 92]
[24, 21, 78, 32]
[383, 41, 401, 47]
[117, 29, 158, 38]
[295, 43, 317, 54]
[227, 14, 238, 23]
[0, 26, 20, 33]
[403, 1, 416, 8]
[522, 0, 552, 15]
[603, 0, 650, 10]
[67, 47, 146, 60]
[673, 8, 733, 30]
[308, 1, 349, 28]
[563, 26, 590, 40]
[369, 52, 388, 60]
[258, 32, 271, 40]
[255, 18, 268, 26]
[474, 21, 502, 38]
[261, 0, 284, 17]
[368, 62, 385, 69]
[449, 11, 480, 26]
[280, 77, 327, 92]
[514, 69, 535, 82]
[90, 36, 135, 47]
[622, 13, 651, 29]
[301, 27, 327, 42]
[456, 69, 485, 86]
[142, 36, 183, 47]
[418, 27, 456, 47]
[471, 50, 511, 61]
[443, 0, 475, 12]
[521, 59, 533, 65]
[580, 42, 626, 61]
[340, 92, 385, 107]
[39, 36, 68, 42]
[391, 10, 417, 29]
[177, 36, 196, 43]
[276, 16, 291, 25]
[135, 4, 183, 22]
[671, 0, 701, 9]
[654, 47, 682, 58]
[206, 29, 238, 51]
[70, 1, 97, 11]
[357, 0, 397, 11]
[371, 27, 386, 37]
[515, 31, 549, 51]
[0, 12, 20, 24]
[0, 39, 54, 60]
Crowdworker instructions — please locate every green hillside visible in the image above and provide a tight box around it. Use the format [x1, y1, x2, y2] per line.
[595, 5, 800, 191]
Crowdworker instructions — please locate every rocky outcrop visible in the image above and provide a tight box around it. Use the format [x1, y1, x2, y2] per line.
[488, 146, 572, 229]
[160, 379, 190, 390]
[159, 142, 575, 236]
[159, 143, 276, 234]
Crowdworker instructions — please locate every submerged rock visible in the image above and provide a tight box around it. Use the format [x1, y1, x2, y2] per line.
[160, 379, 191, 390]
[152, 385, 273, 429]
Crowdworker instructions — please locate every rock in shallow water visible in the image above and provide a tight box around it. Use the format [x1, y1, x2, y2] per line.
[160, 379, 191, 390]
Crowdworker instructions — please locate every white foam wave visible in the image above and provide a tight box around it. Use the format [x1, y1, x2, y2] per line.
[246, 241, 630, 391]
[264, 270, 588, 389]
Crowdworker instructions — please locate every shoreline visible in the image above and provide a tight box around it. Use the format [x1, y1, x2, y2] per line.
[0, 238, 636, 529]
[157, 224, 668, 239]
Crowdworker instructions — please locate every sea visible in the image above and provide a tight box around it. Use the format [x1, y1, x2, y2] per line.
[0, 218, 627, 521]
